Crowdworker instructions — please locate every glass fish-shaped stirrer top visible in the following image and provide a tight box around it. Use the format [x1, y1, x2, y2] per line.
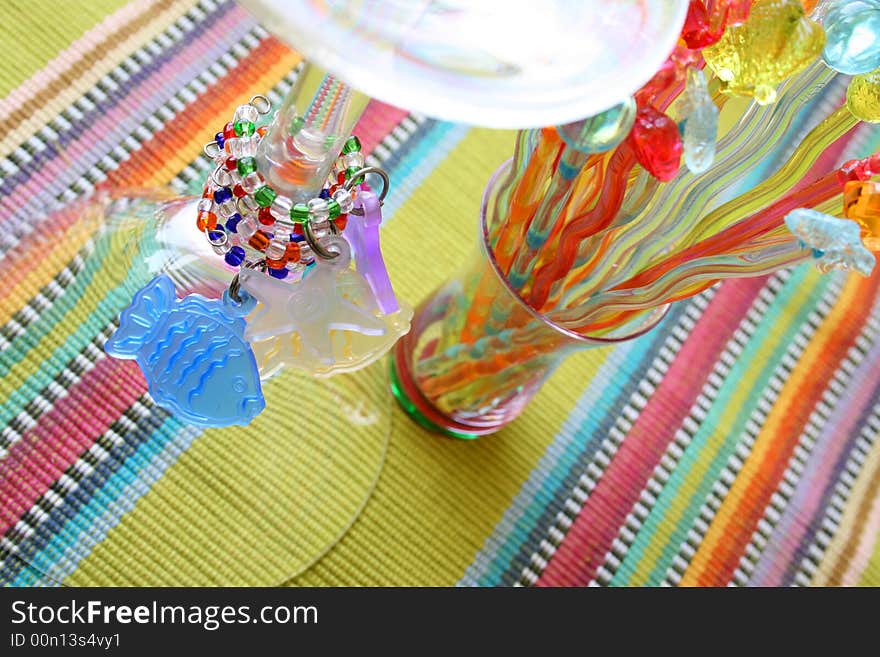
[104, 274, 265, 427]
[785, 208, 876, 276]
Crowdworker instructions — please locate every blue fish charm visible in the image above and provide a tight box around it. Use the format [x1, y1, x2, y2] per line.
[104, 274, 265, 427]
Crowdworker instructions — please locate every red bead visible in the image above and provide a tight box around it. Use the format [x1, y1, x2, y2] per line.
[334, 214, 348, 231]
[258, 206, 275, 225]
[233, 184, 247, 198]
[337, 171, 346, 185]
[257, 125, 269, 137]
[293, 223, 304, 236]
[202, 186, 212, 198]
[249, 230, 270, 251]
[223, 122, 236, 141]
[630, 106, 682, 183]
[681, 1, 724, 50]
[224, 157, 237, 171]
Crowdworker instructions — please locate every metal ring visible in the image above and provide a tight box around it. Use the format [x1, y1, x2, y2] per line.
[343, 166, 389, 204]
[250, 94, 271, 114]
[204, 227, 228, 247]
[228, 259, 265, 303]
[203, 141, 222, 158]
[236, 196, 258, 216]
[211, 165, 233, 188]
[304, 220, 339, 260]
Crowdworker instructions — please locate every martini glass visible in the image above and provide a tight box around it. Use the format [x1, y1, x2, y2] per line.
[1, 0, 688, 584]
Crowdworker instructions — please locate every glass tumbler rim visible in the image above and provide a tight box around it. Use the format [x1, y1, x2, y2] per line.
[478, 158, 669, 346]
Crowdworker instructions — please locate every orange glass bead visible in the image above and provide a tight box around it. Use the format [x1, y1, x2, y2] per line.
[249, 230, 271, 251]
[266, 257, 287, 269]
[334, 214, 348, 231]
[201, 186, 212, 198]
[196, 210, 218, 232]
[257, 125, 269, 137]
[844, 180, 880, 250]
[284, 241, 301, 262]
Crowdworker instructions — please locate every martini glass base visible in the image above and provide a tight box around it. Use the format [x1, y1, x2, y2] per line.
[390, 335, 501, 440]
[0, 194, 391, 585]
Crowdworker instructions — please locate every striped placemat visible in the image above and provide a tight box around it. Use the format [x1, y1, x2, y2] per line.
[2, 0, 880, 587]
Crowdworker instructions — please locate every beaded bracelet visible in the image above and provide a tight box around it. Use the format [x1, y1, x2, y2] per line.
[196, 94, 379, 280]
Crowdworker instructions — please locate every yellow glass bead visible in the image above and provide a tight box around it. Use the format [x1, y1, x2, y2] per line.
[704, 0, 825, 105]
[846, 68, 880, 123]
[844, 180, 880, 250]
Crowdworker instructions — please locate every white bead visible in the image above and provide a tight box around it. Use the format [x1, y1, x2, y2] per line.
[230, 137, 257, 159]
[218, 199, 238, 218]
[233, 104, 259, 124]
[197, 198, 214, 213]
[270, 195, 292, 220]
[298, 242, 315, 263]
[311, 218, 331, 237]
[265, 240, 286, 260]
[332, 188, 354, 213]
[241, 172, 264, 193]
[274, 224, 293, 240]
[342, 151, 365, 169]
[238, 197, 259, 216]
[238, 216, 258, 239]
[307, 197, 329, 221]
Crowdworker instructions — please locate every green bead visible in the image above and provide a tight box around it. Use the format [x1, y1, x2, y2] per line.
[236, 156, 257, 176]
[254, 185, 277, 207]
[290, 203, 309, 223]
[342, 135, 361, 154]
[346, 167, 364, 184]
[327, 199, 340, 219]
[234, 121, 255, 137]
[289, 116, 304, 135]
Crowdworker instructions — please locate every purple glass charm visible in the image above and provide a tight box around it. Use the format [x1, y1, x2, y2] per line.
[347, 189, 399, 314]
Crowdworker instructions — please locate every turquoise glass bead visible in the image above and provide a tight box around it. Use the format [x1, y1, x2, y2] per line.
[822, 0, 880, 75]
[557, 97, 637, 153]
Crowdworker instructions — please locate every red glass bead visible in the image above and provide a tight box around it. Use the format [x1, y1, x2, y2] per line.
[202, 186, 212, 198]
[224, 157, 237, 171]
[838, 160, 866, 185]
[266, 257, 287, 269]
[629, 106, 682, 183]
[293, 223, 304, 236]
[196, 211, 218, 232]
[257, 125, 269, 137]
[258, 206, 275, 225]
[285, 241, 301, 262]
[334, 214, 348, 231]
[249, 230, 271, 251]
[223, 122, 236, 141]
[233, 184, 247, 198]
[337, 171, 346, 186]
[681, 1, 723, 50]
